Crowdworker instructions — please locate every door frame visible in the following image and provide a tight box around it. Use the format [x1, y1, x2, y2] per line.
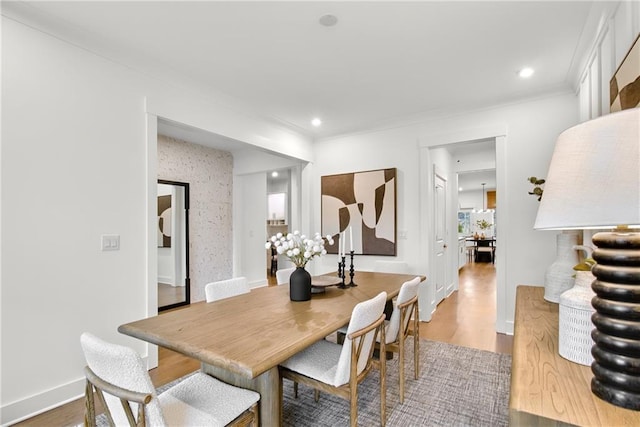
[157, 179, 191, 311]
[433, 166, 448, 306]
[418, 124, 508, 333]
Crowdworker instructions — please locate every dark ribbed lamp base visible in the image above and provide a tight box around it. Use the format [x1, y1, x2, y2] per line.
[590, 231, 640, 411]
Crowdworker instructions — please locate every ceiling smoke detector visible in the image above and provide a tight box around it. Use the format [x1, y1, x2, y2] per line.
[319, 14, 338, 27]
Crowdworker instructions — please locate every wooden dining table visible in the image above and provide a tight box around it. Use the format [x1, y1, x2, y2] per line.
[119, 271, 423, 426]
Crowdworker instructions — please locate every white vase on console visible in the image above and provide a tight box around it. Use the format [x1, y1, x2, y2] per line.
[559, 269, 596, 365]
[544, 231, 580, 303]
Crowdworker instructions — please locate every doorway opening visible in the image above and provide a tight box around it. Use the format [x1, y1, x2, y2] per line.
[451, 139, 499, 339]
[267, 168, 292, 277]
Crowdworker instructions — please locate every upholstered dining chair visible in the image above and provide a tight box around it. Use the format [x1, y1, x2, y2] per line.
[275, 267, 296, 285]
[380, 276, 421, 403]
[337, 276, 422, 403]
[279, 291, 388, 427]
[80, 332, 259, 427]
[205, 277, 250, 302]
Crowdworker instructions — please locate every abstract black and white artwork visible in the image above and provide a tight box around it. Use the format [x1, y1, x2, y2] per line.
[611, 33, 640, 112]
[321, 168, 396, 256]
[158, 195, 172, 248]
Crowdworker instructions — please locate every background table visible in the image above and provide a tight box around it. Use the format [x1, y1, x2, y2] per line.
[466, 238, 495, 263]
[119, 271, 422, 426]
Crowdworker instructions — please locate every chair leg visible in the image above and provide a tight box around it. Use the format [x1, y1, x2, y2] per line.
[414, 330, 420, 380]
[399, 335, 405, 404]
[380, 340, 386, 427]
[314, 389, 320, 403]
[84, 380, 96, 427]
[294, 381, 298, 398]
[349, 384, 358, 427]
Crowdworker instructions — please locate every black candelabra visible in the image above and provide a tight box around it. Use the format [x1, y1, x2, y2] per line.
[348, 250, 357, 286]
[337, 251, 356, 288]
[337, 256, 347, 288]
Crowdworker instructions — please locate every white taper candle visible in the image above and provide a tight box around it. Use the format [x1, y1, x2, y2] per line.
[349, 226, 353, 252]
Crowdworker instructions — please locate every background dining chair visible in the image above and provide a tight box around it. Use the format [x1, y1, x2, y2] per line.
[276, 266, 296, 285]
[381, 276, 421, 403]
[279, 291, 388, 426]
[475, 240, 495, 263]
[205, 277, 250, 302]
[80, 332, 259, 426]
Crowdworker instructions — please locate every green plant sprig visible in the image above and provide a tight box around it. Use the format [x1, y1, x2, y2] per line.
[573, 258, 596, 271]
[476, 219, 492, 230]
[527, 176, 545, 201]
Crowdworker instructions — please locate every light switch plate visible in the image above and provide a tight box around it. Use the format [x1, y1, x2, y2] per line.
[101, 234, 120, 251]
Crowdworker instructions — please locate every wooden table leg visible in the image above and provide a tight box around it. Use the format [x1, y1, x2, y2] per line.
[202, 363, 280, 427]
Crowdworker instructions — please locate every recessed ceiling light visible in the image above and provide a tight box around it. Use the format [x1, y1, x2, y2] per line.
[518, 67, 534, 78]
[319, 14, 338, 27]
[459, 187, 463, 191]
[311, 118, 322, 127]
[271, 171, 278, 178]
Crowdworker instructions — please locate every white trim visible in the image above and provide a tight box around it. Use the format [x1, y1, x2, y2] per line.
[418, 123, 507, 148]
[145, 108, 159, 369]
[419, 126, 509, 334]
[494, 135, 508, 334]
[1, 378, 84, 426]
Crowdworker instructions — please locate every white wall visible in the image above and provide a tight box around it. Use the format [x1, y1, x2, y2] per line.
[234, 173, 269, 287]
[458, 190, 484, 210]
[311, 91, 579, 333]
[311, 126, 423, 278]
[0, 17, 311, 424]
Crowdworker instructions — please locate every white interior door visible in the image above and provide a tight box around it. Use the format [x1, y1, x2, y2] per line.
[434, 169, 447, 305]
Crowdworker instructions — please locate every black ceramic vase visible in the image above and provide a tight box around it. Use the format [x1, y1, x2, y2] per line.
[290, 266, 312, 301]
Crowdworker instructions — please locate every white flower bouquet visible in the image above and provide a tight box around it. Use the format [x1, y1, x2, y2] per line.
[265, 231, 334, 268]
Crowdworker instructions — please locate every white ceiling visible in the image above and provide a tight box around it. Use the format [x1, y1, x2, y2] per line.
[458, 170, 496, 193]
[4, 1, 601, 140]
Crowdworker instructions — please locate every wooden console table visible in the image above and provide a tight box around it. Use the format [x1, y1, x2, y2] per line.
[510, 286, 638, 426]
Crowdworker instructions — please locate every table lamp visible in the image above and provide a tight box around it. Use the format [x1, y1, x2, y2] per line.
[534, 108, 640, 410]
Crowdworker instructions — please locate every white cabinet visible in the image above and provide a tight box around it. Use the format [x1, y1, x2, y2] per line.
[458, 237, 467, 269]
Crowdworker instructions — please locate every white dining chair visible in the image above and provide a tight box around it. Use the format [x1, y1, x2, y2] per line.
[280, 291, 388, 426]
[336, 276, 422, 403]
[80, 332, 260, 426]
[205, 277, 250, 302]
[380, 276, 421, 403]
[276, 267, 296, 285]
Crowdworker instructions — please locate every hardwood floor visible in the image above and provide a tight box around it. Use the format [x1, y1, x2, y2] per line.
[419, 261, 513, 354]
[157, 282, 187, 308]
[16, 262, 510, 426]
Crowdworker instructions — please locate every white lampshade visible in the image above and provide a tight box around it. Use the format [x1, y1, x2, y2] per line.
[534, 108, 640, 230]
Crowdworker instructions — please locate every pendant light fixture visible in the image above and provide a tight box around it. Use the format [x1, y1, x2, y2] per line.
[482, 183, 486, 211]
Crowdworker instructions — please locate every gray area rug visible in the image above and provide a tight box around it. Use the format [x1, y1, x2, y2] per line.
[282, 340, 511, 426]
[87, 340, 511, 426]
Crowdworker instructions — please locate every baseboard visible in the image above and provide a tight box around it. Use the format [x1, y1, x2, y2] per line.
[504, 319, 514, 335]
[419, 305, 434, 322]
[249, 279, 268, 288]
[157, 275, 173, 285]
[1, 377, 84, 426]
[1, 356, 151, 426]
